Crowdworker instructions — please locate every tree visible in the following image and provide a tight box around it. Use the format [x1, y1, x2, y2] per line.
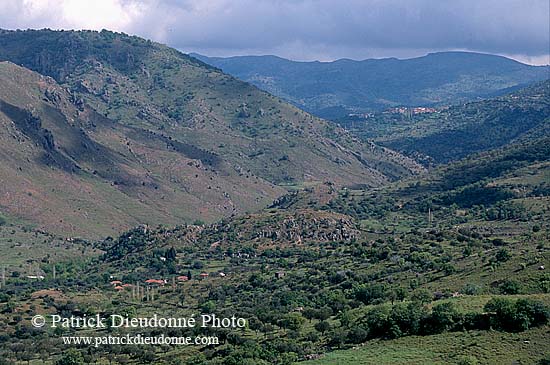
[389, 302, 426, 336]
[428, 302, 460, 333]
[365, 306, 390, 338]
[514, 299, 550, 331]
[495, 249, 511, 263]
[499, 279, 522, 294]
[281, 313, 305, 332]
[165, 247, 177, 261]
[17, 351, 33, 365]
[303, 308, 317, 322]
[136, 350, 156, 363]
[327, 327, 348, 348]
[55, 349, 84, 365]
[411, 288, 432, 304]
[201, 300, 216, 313]
[278, 352, 298, 365]
[315, 306, 332, 321]
[314, 320, 331, 334]
[354, 283, 387, 304]
[347, 326, 368, 343]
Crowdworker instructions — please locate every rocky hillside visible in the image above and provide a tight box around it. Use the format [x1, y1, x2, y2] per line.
[0, 61, 284, 238]
[0, 29, 421, 237]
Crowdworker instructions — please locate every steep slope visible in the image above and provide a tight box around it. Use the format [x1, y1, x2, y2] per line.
[0, 80, 548, 364]
[0, 61, 283, 238]
[0, 29, 421, 186]
[340, 81, 550, 163]
[0, 29, 422, 237]
[193, 52, 549, 119]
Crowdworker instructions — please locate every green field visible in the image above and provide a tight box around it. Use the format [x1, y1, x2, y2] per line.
[301, 326, 550, 365]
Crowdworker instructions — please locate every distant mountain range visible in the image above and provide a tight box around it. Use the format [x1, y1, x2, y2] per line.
[192, 52, 549, 119]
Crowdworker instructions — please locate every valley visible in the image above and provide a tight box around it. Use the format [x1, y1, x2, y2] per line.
[0, 29, 547, 365]
[0, 29, 420, 238]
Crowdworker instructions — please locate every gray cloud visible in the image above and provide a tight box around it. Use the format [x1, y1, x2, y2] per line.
[0, 0, 548, 64]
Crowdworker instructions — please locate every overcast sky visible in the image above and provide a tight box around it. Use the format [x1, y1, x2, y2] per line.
[0, 0, 548, 65]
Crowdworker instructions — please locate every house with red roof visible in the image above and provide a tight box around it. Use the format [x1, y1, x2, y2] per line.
[145, 279, 165, 285]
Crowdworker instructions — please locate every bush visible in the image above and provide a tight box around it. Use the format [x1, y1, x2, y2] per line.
[499, 279, 522, 294]
[389, 302, 426, 336]
[538, 355, 550, 365]
[56, 349, 84, 365]
[456, 355, 479, 365]
[314, 320, 330, 334]
[354, 283, 387, 304]
[347, 326, 369, 343]
[495, 248, 511, 262]
[484, 298, 549, 332]
[365, 306, 390, 338]
[411, 288, 432, 304]
[461, 283, 483, 295]
[427, 302, 460, 333]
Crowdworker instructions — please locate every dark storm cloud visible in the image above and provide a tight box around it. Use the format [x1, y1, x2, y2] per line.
[1, 0, 548, 63]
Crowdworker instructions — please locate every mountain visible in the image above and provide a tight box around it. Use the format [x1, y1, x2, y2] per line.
[192, 52, 549, 119]
[338, 80, 550, 163]
[0, 61, 284, 238]
[0, 29, 421, 238]
[66, 129, 550, 365]
[1, 29, 548, 365]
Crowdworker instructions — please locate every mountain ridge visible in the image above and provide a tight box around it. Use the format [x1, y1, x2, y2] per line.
[0, 29, 421, 238]
[192, 51, 549, 119]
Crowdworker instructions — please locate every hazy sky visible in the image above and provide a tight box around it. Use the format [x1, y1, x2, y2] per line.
[0, 0, 548, 65]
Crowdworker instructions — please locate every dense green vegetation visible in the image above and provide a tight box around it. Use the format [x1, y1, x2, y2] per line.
[194, 52, 548, 119]
[337, 81, 549, 163]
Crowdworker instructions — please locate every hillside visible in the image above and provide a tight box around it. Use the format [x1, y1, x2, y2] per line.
[0, 61, 287, 238]
[193, 52, 549, 119]
[0, 133, 546, 364]
[0, 29, 548, 365]
[338, 80, 550, 163]
[0, 29, 422, 237]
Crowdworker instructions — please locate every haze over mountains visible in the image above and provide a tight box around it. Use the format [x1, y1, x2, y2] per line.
[0, 29, 420, 237]
[192, 52, 549, 119]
